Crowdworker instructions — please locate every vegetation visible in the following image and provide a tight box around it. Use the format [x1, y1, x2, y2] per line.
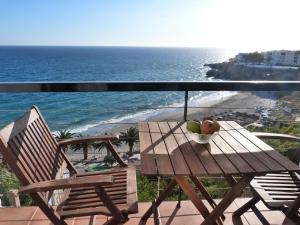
[71, 134, 122, 160]
[119, 127, 139, 156]
[241, 52, 264, 63]
[0, 164, 32, 206]
[248, 122, 300, 163]
[54, 129, 75, 152]
[247, 93, 300, 163]
[91, 133, 122, 157]
[103, 155, 116, 167]
[55, 130, 122, 160]
[71, 137, 90, 160]
[136, 172, 230, 202]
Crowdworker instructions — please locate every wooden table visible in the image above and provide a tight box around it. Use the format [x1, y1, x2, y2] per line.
[138, 121, 300, 225]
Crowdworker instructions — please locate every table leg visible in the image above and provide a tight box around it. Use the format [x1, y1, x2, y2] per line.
[141, 179, 177, 221]
[200, 175, 254, 225]
[224, 175, 237, 187]
[190, 176, 225, 221]
[175, 176, 219, 225]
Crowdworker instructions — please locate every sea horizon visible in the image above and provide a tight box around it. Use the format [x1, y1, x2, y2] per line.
[0, 46, 237, 133]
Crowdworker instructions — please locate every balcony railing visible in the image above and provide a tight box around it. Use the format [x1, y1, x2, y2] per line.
[1, 80, 300, 122]
[0, 81, 299, 202]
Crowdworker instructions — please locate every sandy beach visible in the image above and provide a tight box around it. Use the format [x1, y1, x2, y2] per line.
[105, 91, 276, 134]
[68, 91, 276, 161]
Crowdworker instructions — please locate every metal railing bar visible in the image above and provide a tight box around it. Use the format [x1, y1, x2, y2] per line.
[183, 91, 188, 121]
[0, 81, 300, 92]
[0, 106, 293, 112]
[53, 120, 300, 127]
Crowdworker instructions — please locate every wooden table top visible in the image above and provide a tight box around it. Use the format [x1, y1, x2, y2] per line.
[138, 121, 300, 176]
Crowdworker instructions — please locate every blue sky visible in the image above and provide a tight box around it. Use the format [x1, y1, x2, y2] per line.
[1, 0, 300, 51]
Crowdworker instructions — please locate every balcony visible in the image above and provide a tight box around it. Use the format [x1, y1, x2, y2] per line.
[0, 199, 296, 224]
[0, 81, 299, 225]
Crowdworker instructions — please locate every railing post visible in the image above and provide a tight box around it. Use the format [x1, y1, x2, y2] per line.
[183, 91, 188, 121]
[8, 189, 20, 207]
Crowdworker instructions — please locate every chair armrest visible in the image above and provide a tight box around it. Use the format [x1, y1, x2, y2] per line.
[19, 174, 113, 194]
[58, 135, 118, 146]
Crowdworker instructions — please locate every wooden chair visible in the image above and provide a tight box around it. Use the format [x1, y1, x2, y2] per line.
[0, 106, 138, 225]
[234, 132, 300, 225]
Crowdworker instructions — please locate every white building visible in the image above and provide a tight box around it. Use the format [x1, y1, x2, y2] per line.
[263, 50, 300, 66]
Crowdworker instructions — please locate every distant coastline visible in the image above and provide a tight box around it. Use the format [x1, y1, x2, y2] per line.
[205, 50, 300, 80]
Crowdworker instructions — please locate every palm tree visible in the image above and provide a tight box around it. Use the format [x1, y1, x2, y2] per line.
[71, 133, 122, 161]
[54, 129, 75, 152]
[119, 127, 139, 156]
[103, 155, 116, 167]
[92, 135, 122, 158]
[70, 134, 90, 160]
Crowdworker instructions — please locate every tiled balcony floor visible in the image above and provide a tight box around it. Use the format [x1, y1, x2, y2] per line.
[0, 198, 295, 225]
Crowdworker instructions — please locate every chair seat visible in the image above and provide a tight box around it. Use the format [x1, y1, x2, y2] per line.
[251, 172, 300, 209]
[57, 166, 138, 219]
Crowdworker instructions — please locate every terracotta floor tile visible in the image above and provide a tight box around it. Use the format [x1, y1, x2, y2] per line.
[159, 201, 200, 217]
[160, 212, 249, 225]
[214, 199, 239, 213]
[73, 216, 108, 225]
[234, 198, 269, 212]
[260, 211, 295, 225]
[124, 218, 154, 225]
[30, 208, 49, 220]
[129, 202, 153, 218]
[0, 207, 37, 225]
[243, 211, 295, 225]
[161, 214, 203, 225]
[0, 199, 296, 225]
[222, 213, 250, 225]
[28, 208, 74, 225]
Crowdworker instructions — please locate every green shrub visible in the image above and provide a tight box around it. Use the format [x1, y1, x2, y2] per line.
[0, 164, 33, 206]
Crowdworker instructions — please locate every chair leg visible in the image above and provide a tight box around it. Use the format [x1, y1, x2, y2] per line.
[95, 186, 127, 224]
[234, 196, 271, 225]
[252, 205, 271, 225]
[177, 188, 182, 208]
[286, 195, 300, 221]
[88, 215, 95, 225]
[233, 196, 260, 217]
[104, 217, 122, 225]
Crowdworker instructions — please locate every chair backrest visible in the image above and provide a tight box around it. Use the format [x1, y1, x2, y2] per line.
[0, 106, 75, 201]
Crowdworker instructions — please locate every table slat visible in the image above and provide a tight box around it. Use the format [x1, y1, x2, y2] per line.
[185, 135, 223, 175]
[139, 121, 300, 176]
[139, 132, 157, 175]
[150, 132, 174, 175]
[212, 135, 254, 173]
[157, 122, 172, 134]
[221, 121, 286, 172]
[168, 121, 183, 134]
[148, 122, 160, 133]
[138, 122, 149, 132]
[217, 127, 269, 173]
[177, 121, 188, 133]
[163, 130, 190, 175]
[158, 122, 207, 175]
[227, 121, 300, 172]
[173, 133, 207, 175]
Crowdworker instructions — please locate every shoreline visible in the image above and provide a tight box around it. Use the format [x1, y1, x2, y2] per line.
[86, 91, 276, 136]
[68, 91, 276, 161]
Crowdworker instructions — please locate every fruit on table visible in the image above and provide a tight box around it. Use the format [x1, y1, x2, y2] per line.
[186, 120, 201, 133]
[212, 121, 221, 132]
[201, 120, 220, 134]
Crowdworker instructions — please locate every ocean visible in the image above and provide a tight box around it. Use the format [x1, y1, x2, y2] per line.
[0, 46, 237, 134]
